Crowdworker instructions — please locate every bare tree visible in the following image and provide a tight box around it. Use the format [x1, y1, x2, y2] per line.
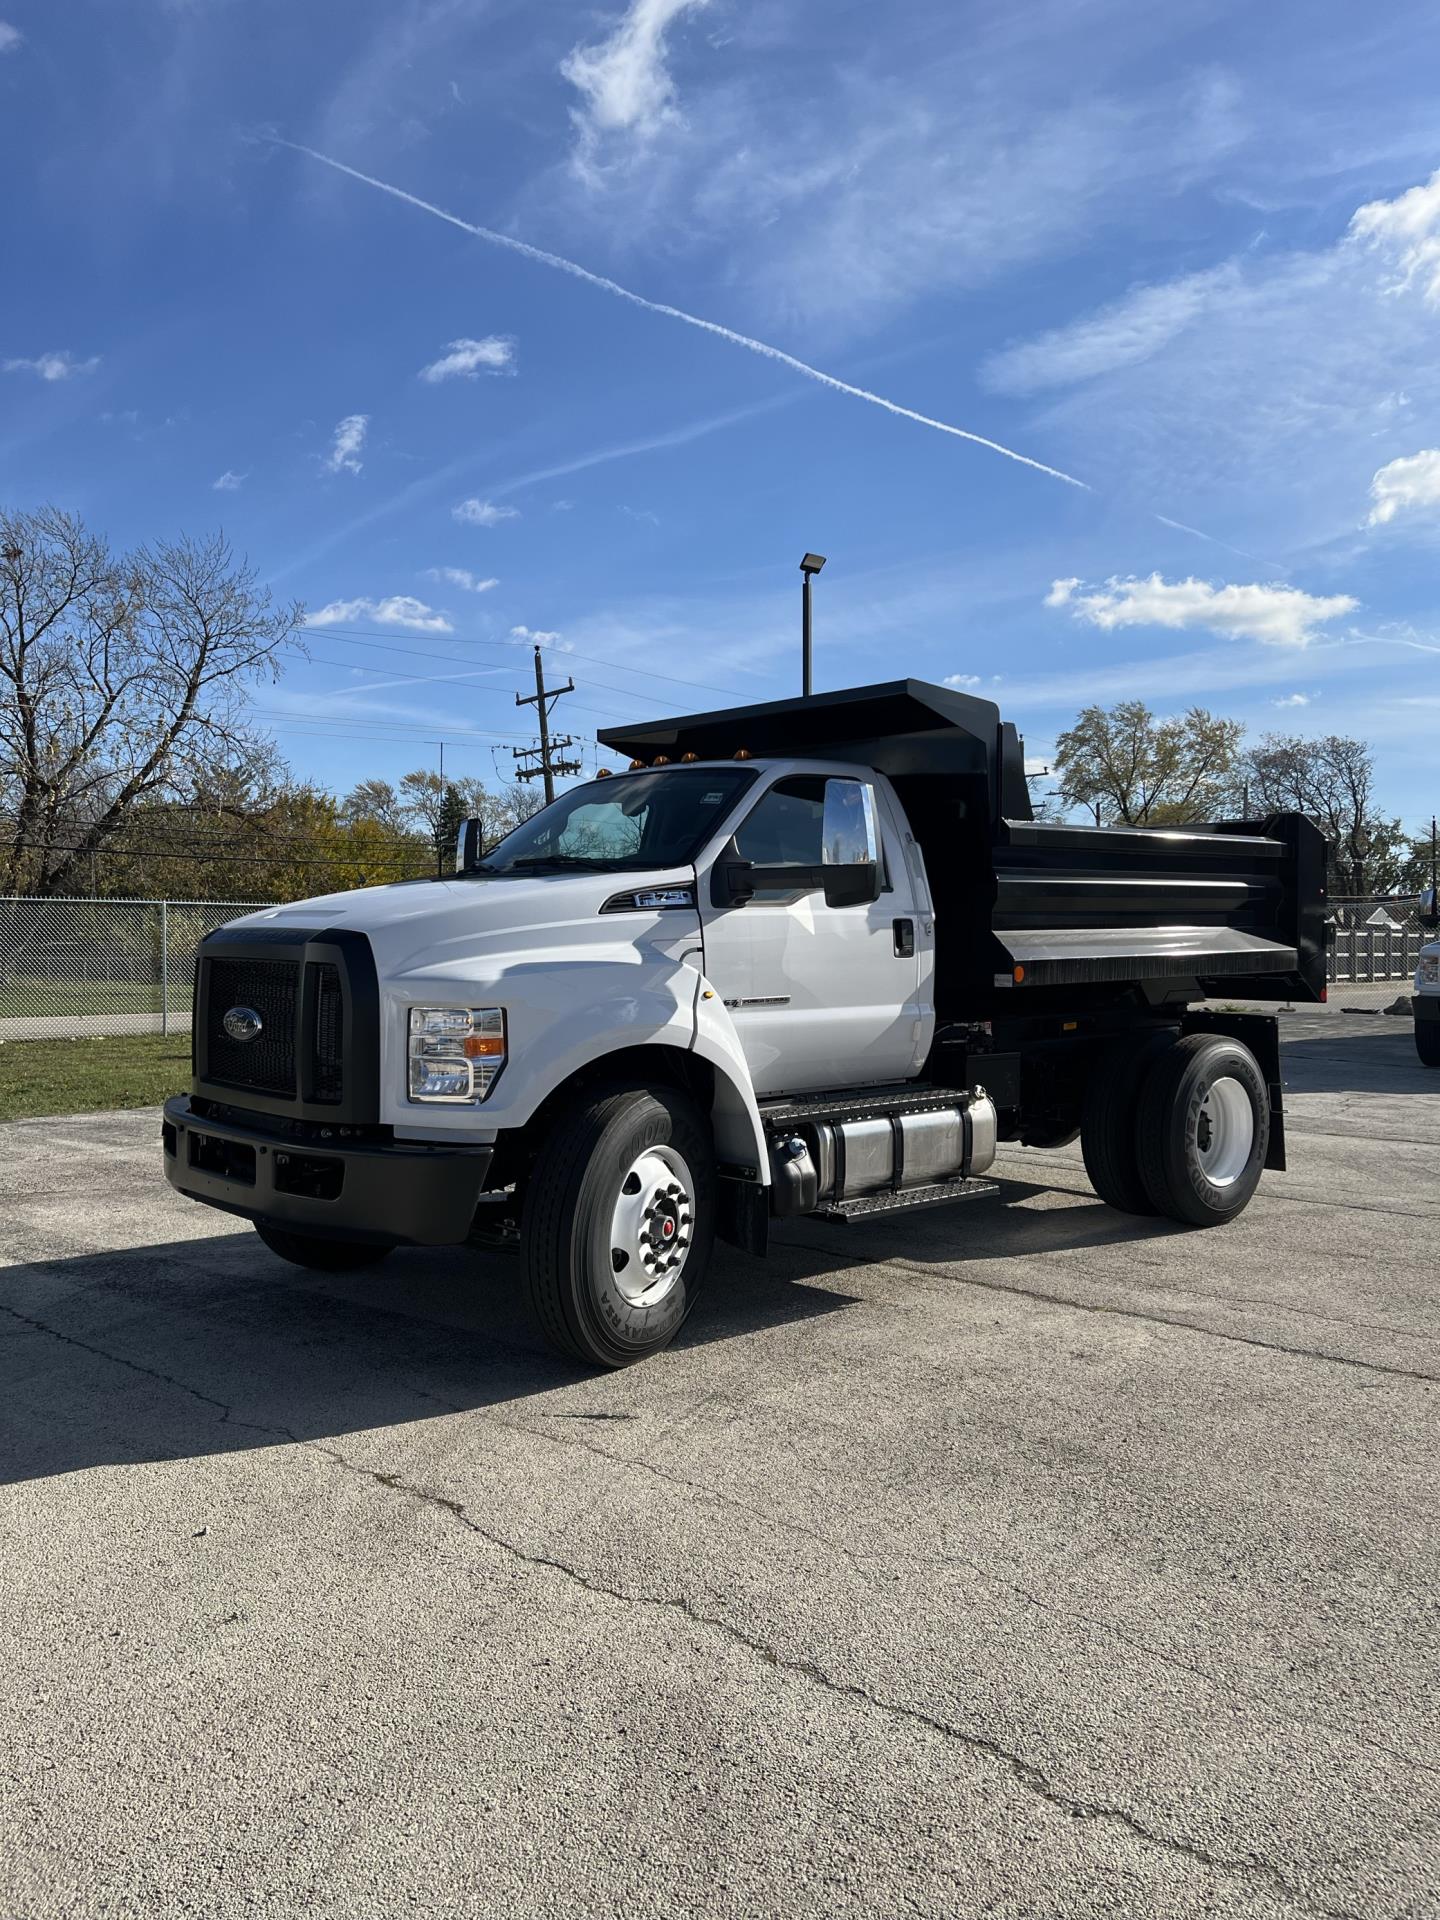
[0, 509, 303, 894]
[1052, 701, 1244, 825]
[1241, 732, 1403, 894]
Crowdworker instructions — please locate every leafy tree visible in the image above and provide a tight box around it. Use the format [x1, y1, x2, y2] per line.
[1371, 828, 1438, 899]
[1052, 701, 1244, 825]
[0, 509, 304, 895]
[1240, 733, 1403, 895]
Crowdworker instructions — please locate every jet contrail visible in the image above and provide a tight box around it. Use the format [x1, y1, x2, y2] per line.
[271, 138, 1089, 492]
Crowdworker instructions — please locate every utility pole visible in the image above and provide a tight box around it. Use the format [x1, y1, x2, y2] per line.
[513, 643, 580, 804]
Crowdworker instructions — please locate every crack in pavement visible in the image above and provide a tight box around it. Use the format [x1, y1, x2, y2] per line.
[493, 1401, 1440, 1794]
[294, 1437, 1362, 1920]
[2, 1298, 1411, 1915]
[787, 1240, 1440, 1389]
[0, 1302, 282, 1442]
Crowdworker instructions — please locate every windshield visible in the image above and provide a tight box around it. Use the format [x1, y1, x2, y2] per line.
[475, 766, 756, 875]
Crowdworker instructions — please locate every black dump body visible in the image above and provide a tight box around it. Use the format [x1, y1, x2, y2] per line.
[599, 678, 1328, 1013]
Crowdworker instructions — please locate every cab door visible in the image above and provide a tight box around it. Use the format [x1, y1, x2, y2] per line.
[699, 772, 929, 1096]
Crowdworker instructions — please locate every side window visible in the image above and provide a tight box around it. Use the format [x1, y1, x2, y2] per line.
[734, 777, 826, 874]
[733, 776, 889, 901]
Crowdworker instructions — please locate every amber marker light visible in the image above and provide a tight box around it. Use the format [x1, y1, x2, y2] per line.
[1013, 965, 1026, 984]
[463, 1034, 505, 1059]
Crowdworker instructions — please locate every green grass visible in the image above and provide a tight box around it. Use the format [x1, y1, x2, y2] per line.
[0, 1032, 191, 1122]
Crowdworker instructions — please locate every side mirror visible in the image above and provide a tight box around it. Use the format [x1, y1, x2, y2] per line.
[710, 837, 756, 908]
[820, 778, 882, 908]
[455, 818, 485, 874]
[1420, 886, 1439, 930]
[823, 862, 879, 908]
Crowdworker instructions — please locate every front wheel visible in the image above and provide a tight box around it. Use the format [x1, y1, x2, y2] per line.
[1136, 1035, 1268, 1226]
[1416, 1016, 1440, 1067]
[522, 1084, 716, 1369]
[254, 1221, 395, 1270]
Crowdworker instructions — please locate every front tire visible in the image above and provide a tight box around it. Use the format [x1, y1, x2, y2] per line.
[1136, 1035, 1268, 1226]
[522, 1084, 716, 1369]
[254, 1222, 395, 1271]
[1416, 1016, 1440, 1067]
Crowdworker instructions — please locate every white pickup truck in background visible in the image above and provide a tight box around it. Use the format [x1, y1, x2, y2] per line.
[1415, 887, 1440, 1066]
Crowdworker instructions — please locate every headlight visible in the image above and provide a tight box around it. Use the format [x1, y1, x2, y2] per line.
[408, 1006, 506, 1103]
[1419, 955, 1440, 987]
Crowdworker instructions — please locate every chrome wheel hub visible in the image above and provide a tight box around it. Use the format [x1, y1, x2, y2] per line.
[609, 1145, 694, 1307]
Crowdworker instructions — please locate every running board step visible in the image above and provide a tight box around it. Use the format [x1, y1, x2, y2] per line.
[812, 1178, 1000, 1222]
[761, 1085, 964, 1132]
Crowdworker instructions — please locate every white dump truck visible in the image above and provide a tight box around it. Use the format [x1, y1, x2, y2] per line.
[163, 680, 1328, 1368]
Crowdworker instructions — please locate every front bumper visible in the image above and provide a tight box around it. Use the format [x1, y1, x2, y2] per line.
[1416, 992, 1440, 1026]
[162, 1095, 493, 1246]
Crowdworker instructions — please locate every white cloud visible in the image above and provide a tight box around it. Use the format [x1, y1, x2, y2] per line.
[1349, 169, 1440, 306]
[3, 350, 99, 381]
[561, 0, 707, 161]
[453, 497, 519, 526]
[1045, 573, 1358, 649]
[0, 23, 21, 54]
[1273, 692, 1313, 707]
[1367, 448, 1440, 527]
[418, 336, 515, 383]
[324, 413, 368, 476]
[945, 673, 982, 687]
[981, 266, 1238, 396]
[423, 566, 499, 593]
[308, 595, 453, 633]
[212, 469, 246, 492]
[510, 624, 572, 651]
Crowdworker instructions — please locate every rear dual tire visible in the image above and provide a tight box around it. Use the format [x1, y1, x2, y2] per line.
[1082, 1032, 1268, 1227]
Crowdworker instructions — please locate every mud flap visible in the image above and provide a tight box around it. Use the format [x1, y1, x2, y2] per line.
[1182, 1008, 1285, 1171]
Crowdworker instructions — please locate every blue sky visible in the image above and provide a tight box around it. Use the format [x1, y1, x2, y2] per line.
[5, 0, 1440, 825]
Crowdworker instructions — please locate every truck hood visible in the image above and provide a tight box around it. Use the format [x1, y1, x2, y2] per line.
[224, 869, 698, 980]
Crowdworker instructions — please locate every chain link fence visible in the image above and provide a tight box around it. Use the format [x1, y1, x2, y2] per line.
[1, 891, 1432, 1042]
[0, 897, 275, 1040]
[1327, 897, 1428, 1000]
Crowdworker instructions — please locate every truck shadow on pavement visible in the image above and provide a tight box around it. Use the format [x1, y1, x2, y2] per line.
[0, 1176, 1176, 1488]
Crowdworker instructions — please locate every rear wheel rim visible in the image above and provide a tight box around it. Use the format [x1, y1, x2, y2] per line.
[608, 1144, 695, 1307]
[1195, 1075, 1254, 1187]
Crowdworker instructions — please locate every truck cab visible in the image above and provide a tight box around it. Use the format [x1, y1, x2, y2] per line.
[163, 680, 1328, 1370]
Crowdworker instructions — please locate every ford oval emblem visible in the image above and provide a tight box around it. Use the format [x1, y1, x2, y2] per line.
[222, 1006, 264, 1043]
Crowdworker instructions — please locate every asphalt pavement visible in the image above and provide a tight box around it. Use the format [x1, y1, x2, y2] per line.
[2, 1010, 1437, 1918]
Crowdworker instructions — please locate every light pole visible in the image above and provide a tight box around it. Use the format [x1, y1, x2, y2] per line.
[800, 552, 826, 697]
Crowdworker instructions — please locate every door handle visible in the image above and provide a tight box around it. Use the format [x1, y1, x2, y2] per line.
[893, 918, 915, 958]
